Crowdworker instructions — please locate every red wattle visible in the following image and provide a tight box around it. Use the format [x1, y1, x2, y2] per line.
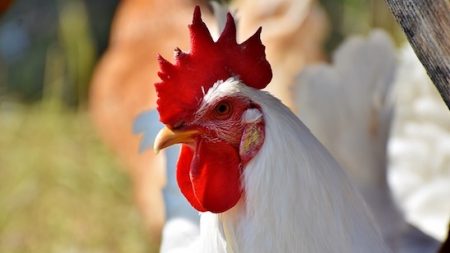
[176, 140, 242, 213]
[177, 145, 206, 212]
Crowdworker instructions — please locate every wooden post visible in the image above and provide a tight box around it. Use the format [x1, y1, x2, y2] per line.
[385, 0, 450, 110]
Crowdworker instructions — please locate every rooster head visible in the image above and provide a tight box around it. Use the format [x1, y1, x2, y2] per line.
[153, 6, 272, 213]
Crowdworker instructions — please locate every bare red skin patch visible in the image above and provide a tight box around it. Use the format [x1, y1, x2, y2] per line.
[177, 140, 242, 213]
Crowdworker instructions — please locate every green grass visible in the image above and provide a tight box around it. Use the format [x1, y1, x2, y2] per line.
[0, 103, 154, 252]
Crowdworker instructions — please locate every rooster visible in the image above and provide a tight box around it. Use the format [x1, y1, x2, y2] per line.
[152, 6, 388, 252]
[90, 0, 326, 242]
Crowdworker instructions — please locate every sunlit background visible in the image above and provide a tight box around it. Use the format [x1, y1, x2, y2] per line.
[0, 0, 448, 252]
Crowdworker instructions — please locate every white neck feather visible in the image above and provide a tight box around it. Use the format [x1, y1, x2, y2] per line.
[198, 80, 388, 253]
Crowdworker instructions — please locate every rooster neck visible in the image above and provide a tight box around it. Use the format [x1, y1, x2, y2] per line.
[197, 80, 388, 253]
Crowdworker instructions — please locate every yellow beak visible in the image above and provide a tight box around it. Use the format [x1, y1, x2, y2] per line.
[153, 126, 199, 154]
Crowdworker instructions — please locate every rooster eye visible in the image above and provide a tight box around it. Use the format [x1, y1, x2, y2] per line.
[214, 101, 232, 119]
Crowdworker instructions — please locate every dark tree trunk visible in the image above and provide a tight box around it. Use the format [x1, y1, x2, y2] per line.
[439, 225, 450, 253]
[385, 0, 450, 110]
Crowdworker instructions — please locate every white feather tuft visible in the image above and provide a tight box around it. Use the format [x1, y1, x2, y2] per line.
[241, 108, 262, 123]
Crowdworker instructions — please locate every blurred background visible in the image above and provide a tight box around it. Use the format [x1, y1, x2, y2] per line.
[0, 0, 154, 252]
[0, 0, 447, 252]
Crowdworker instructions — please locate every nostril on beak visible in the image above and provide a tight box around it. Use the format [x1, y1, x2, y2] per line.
[172, 121, 185, 130]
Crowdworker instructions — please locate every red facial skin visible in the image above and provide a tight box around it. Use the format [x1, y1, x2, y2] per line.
[176, 96, 264, 213]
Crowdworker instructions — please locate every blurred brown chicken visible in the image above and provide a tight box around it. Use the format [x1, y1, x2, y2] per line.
[89, 0, 327, 244]
[0, 0, 13, 15]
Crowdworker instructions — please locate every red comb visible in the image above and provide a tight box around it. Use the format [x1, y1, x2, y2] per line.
[155, 6, 272, 127]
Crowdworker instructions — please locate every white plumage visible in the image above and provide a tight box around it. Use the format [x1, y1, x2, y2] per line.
[161, 78, 388, 253]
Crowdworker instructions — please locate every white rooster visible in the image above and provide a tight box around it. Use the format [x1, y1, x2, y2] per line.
[295, 31, 441, 253]
[151, 6, 388, 252]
